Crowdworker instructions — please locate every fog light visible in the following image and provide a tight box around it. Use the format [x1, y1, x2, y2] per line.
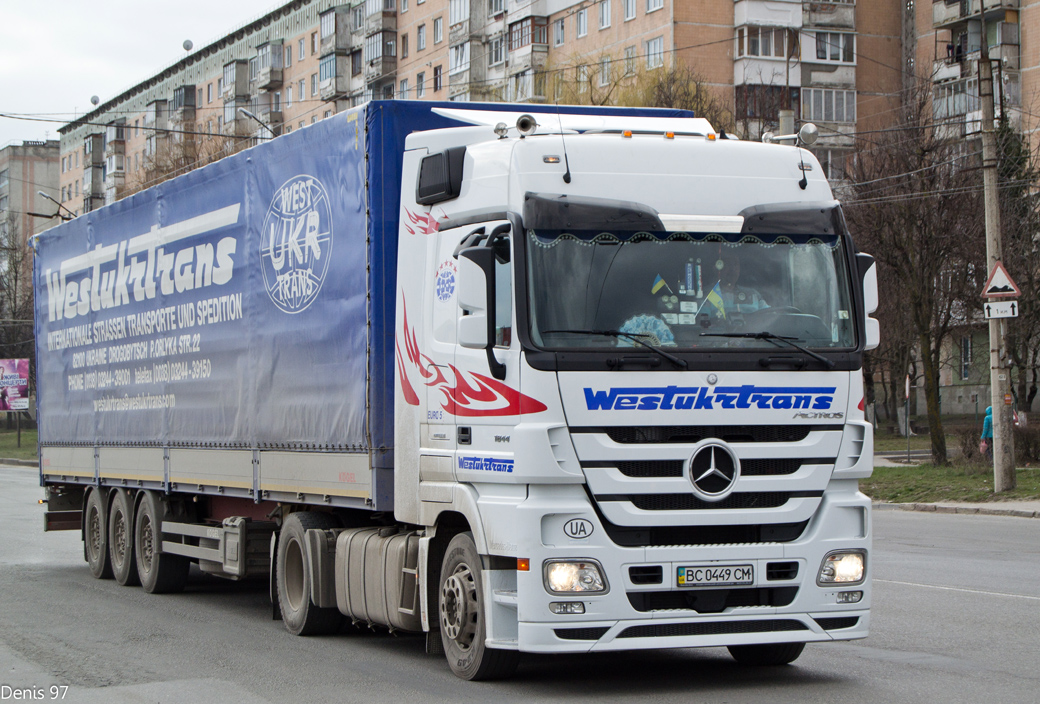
[549, 601, 586, 615]
[817, 551, 865, 585]
[837, 591, 863, 604]
[544, 560, 607, 594]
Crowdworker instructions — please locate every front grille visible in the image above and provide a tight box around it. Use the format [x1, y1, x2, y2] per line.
[601, 519, 810, 547]
[616, 460, 684, 478]
[615, 492, 802, 511]
[554, 627, 610, 641]
[814, 617, 860, 631]
[766, 561, 800, 580]
[590, 458, 832, 479]
[619, 619, 807, 639]
[590, 425, 840, 445]
[628, 565, 664, 585]
[627, 587, 798, 613]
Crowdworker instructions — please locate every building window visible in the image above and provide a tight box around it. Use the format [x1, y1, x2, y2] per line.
[815, 31, 854, 62]
[553, 19, 564, 47]
[286, 84, 293, 108]
[352, 49, 362, 75]
[311, 72, 319, 96]
[449, 42, 469, 74]
[933, 78, 979, 119]
[736, 26, 793, 59]
[402, 33, 409, 58]
[207, 83, 213, 103]
[417, 71, 426, 97]
[325, 110, 333, 118]
[735, 84, 799, 121]
[576, 9, 587, 37]
[489, 0, 503, 15]
[402, 0, 408, 11]
[814, 148, 852, 181]
[299, 38, 305, 60]
[645, 36, 664, 68]
[434, 65, 443, 91]
[272, 92, 282, 112]
[320, 54, 337, 81]
[250, 56, 259, 80]
[223, 63, 237, 91]
[960, 337, 973, 380]
[353, 7, 364, 29]
[802, 88, 856, 123]
[434, 17, 443, 44]
[449, 0, 469, 25]
[418, 24, 426, 50]
[312, 31, 319, 54]
[599, 57, 610, 85]
[646, 0, 662, 12]
[509, 17, 547, 50]
[624, 45, 636, 75]
[321, 11, 335, 39]
[400, 78, 409, 97]
[624, 0, 635, 21]
[599, 0, 611, 29]
[489, 36, 505, 66]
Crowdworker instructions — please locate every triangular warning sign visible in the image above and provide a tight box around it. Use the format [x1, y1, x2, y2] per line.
[982, 261, 1021, 298]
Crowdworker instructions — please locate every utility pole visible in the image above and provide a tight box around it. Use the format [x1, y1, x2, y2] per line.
[979, 23, 1016, 491]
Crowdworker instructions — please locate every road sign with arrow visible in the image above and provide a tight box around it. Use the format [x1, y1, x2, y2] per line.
[982, 261, 1021, 298]
[984, 300, 1018, 319]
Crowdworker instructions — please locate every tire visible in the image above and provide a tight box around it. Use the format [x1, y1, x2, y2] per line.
[438, 533, 518, 681]
[727, 642, 805, 666]
[84, 489, 113, 580]
[108, 489, 140, 586]
[276, 512, 343, 636]
[134, 491, 189, 594]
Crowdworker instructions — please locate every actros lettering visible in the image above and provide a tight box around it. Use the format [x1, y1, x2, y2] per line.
[583, 385, 837, 411]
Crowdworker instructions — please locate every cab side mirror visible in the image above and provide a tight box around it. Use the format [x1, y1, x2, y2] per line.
[857, 252, 880, 351]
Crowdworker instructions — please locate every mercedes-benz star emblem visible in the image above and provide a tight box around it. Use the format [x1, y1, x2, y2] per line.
[687, 443, 739, 501]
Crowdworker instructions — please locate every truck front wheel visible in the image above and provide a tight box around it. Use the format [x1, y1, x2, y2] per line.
[438, 533, 518, 680]
[276, 512, 343, 636]
[84, 489, 113, 580]
[727, 642, 805, 666]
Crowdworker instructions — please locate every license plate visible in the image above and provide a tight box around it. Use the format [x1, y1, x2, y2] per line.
[677, 564, 754, 588]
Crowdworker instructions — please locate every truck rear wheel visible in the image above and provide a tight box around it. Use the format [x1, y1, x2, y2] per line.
[108, 489, 140, 586]
[438, 533, 518, 680]
[84, 489, 113, 580]
[276, 512, 343, 636]
[727, 642, 805, 666]
[135, 491, 189, 594]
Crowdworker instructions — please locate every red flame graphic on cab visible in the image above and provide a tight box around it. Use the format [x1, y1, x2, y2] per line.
[395, 297, 547, 417]
[403, 208, 441, 236]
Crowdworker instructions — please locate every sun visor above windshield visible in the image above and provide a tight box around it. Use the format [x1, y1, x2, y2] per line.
[523, 192, 664, 231]
[739, 201, 844, 236]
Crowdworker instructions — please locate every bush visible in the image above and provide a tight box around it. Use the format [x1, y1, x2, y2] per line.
[1014, 424, 1040, 464]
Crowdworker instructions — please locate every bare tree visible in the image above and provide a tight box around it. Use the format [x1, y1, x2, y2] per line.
[846, 77, 986, 464]
[0, 213, 36, 411]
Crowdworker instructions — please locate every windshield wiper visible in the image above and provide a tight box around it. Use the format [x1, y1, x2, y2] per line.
[544, 329, 688, 369]
[699, 331, 835, 369]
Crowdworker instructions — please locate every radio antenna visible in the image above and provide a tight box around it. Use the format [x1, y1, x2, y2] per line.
[556, 101, 572, 184]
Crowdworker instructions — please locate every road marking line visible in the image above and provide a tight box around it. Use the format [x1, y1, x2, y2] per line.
[876, 579, 1040, 601]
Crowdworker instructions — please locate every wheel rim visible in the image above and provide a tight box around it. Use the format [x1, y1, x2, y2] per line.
[139, 513, 154, 572]
[284, 538, 305, 612]
[440, 564, 478, 650]
[88, 506, 103, 560]
[112, 509, 127, 567]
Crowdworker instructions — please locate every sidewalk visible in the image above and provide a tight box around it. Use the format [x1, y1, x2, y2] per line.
[874, 500, 1040, 519]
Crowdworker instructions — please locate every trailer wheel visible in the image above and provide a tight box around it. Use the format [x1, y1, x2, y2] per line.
[438, 533, 518, 680]
[108, 489, 140, 587]
[276, 512, 343, 636]
[84, 489, 113, 580]
[727, 642, 805, 666]
[135, 491, 189, 594]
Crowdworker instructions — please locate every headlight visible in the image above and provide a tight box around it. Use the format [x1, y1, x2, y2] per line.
[817, 551, 866, 585]
[543, 559, 608, 594]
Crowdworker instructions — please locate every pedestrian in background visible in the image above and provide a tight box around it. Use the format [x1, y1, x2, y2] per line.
[980, 406, 994, 460]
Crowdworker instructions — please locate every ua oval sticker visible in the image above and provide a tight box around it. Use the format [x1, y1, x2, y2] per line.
[563, 518, 594, 539]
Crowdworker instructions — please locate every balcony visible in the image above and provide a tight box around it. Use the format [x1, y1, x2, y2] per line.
[321, 11, 352, 55]
[803, 2, 854, 30]
[934, 0, 1019, 27]
[363, 56, 396, 84]
[365, 11, 396, 37]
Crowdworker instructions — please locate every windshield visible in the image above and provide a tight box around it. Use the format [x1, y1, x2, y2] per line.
[526, 228, 856, 351]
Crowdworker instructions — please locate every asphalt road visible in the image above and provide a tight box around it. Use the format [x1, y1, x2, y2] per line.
[2, 465, 1038, 704]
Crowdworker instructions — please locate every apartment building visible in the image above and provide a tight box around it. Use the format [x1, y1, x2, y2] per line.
[58, 0, 907, 208]
[1, 140, 60, 238]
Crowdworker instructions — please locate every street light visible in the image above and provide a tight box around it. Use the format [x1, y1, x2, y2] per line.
[237, 107, 276, 139]
[36, 191, 74, 221]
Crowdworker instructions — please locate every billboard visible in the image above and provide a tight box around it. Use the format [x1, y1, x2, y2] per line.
[0, 359, 29, 411]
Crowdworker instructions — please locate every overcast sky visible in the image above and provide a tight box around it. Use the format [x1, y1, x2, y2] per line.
[0, 0, 280, 148]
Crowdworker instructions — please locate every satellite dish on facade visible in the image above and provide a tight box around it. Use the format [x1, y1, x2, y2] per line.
[90, 96, 100, 106]
[183, 39, 193, 52]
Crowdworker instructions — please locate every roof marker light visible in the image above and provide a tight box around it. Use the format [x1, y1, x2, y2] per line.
[622, 130, 633, 138]
[664, 132, 674, 140]
[707, 133, 717, 141]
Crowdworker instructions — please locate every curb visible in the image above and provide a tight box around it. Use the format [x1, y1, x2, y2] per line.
[874, 502, 1039, 519]
[0, 458, 39, 468]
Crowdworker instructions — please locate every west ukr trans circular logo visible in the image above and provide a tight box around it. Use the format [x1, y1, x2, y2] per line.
[260, 175, 333, 314]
